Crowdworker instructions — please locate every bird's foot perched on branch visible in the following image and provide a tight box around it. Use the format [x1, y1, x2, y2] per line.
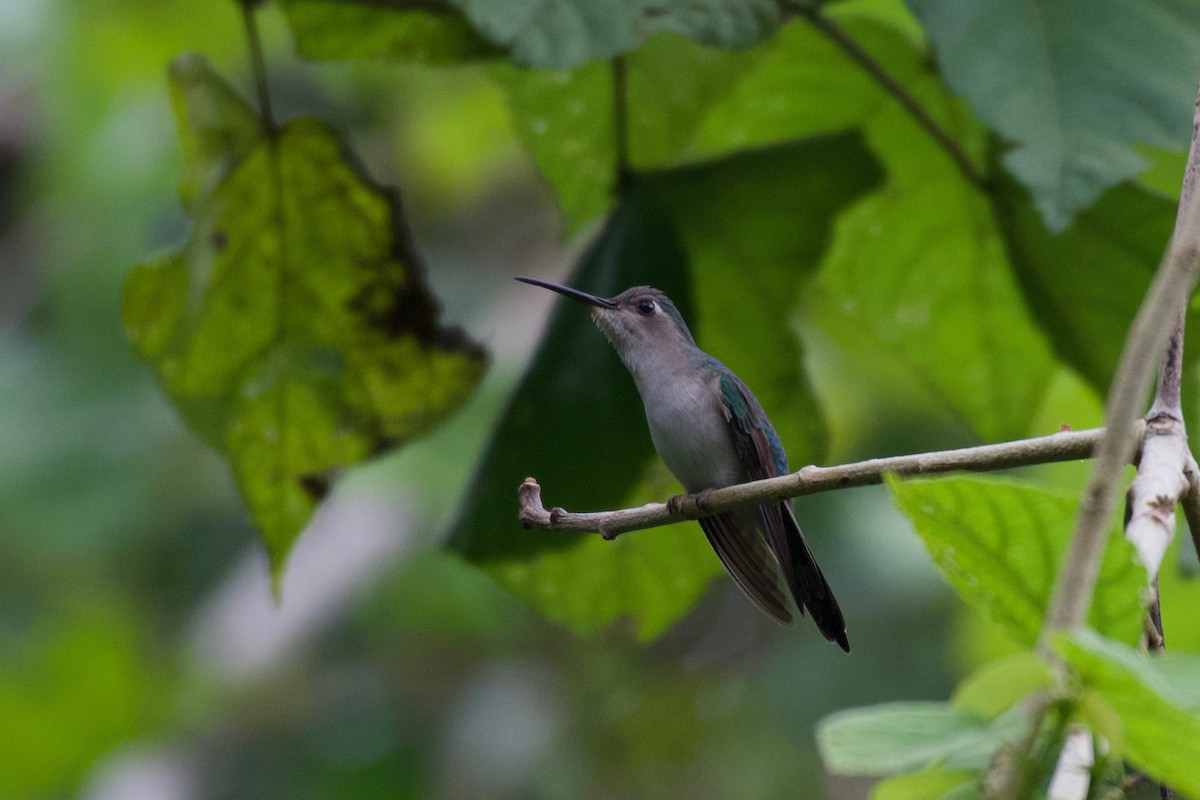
[666, 488, 715, 517]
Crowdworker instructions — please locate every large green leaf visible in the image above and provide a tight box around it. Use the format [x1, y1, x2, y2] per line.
[124, 56, 486, 576]
[908, 0, 1200, 230]
[492, 32, 766, 232]
[804, 68, 1057, 442]
[623, 32, 763, 167]
[684, 13, 926, 161]
[447, 188, 717, 639]
[1057, 630, 1200, 797]
[492, 59, 616, 232]
[454, 0, 777, 68]
[496, 12, 920, 232]
[817, 701, 1022, 775]
[888, 476, 1146, 647]
[279, 0, 497, 64]
[630, 14, 922, 166]
[995, 177, 1200, 407]
[1152, 652, 1200, 712]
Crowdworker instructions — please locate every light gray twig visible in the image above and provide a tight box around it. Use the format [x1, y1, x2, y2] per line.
[1125, 316, 1190, 581]
[518, 426, 1129, 538]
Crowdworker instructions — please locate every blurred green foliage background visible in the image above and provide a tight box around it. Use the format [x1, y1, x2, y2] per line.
[4, 1, 1200, 798]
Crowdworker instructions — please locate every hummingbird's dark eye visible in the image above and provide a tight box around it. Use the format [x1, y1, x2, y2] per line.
[636, 299, 657, 316]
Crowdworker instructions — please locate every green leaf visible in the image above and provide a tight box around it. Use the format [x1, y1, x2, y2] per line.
[279, 0, 497, 64]
[888, 476, 1146, 647]
[166, 54, 260, 213]
[624, 33, 764, 167]
[492, 59, 615, 232]
[684, 14, 927, 162]
[871, 767, 977, 800]
[817, 701, 1022, 775]
[448, 188, 719, 639]
[908, 0, 1200, 230]
[1057, 629, 1200, 797]
[124, 56, 486, 576]
[454, 0, 777, 68]
[952, 652, 1057, 719]
[649, 133, 884, 465]
[1152, 652, 1200, 711]
[495, 13, 917, 232]
[1076, 690, 1123, 755]
[803, 65, 1056, 442]
[996, 177, 1200, 408]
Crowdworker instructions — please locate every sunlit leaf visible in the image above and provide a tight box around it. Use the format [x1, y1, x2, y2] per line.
[871, 767, 977, 800]
[1152, 651, 1200, 711]
[817, 701, 1022, 775]
[888, 476, 1146, 647]
[1057, 629, 1200, 797]
[124, 56, 486, 576]
[624, 32, 761, 167]
[279, 0, 497, 64]
[908, 0, 1200, 230]
[685, 14, 925, 161]
[951, 651, 1056, 719]
[492, 59, 615, 232]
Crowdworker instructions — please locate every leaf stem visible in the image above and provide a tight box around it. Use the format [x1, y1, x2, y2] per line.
[787, 3, 986, 188]
[240, 0, 276, 135]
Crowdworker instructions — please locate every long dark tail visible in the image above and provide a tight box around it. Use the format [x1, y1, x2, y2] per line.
[699, 511, 794, 625]
[765, 502, 849, 652]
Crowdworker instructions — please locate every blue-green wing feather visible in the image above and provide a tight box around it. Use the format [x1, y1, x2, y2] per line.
[717, 370, 849, 652]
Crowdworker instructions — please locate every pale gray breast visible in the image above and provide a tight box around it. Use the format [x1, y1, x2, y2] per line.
[636, 369, 744, 493]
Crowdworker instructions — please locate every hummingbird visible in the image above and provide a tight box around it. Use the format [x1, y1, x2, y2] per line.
[517, 277, 849, 652]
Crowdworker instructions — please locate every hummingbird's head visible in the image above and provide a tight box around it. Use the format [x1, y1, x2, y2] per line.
[515, 278, 697, 362]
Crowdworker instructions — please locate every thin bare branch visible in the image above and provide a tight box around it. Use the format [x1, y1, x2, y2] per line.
[518, 426, 1130, 538]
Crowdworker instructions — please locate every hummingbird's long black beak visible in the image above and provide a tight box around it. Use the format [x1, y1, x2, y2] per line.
[516, 276, 618, 309]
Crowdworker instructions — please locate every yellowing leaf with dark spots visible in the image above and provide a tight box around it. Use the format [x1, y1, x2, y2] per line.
[124, 55, 486, 578]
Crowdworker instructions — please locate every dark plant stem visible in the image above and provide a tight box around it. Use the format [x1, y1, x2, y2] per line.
[1100, 773, 1147, 800]
[787, 3, 986, 188]
[1084, 734, 1107, 800]
[240, 0, 276, 135]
